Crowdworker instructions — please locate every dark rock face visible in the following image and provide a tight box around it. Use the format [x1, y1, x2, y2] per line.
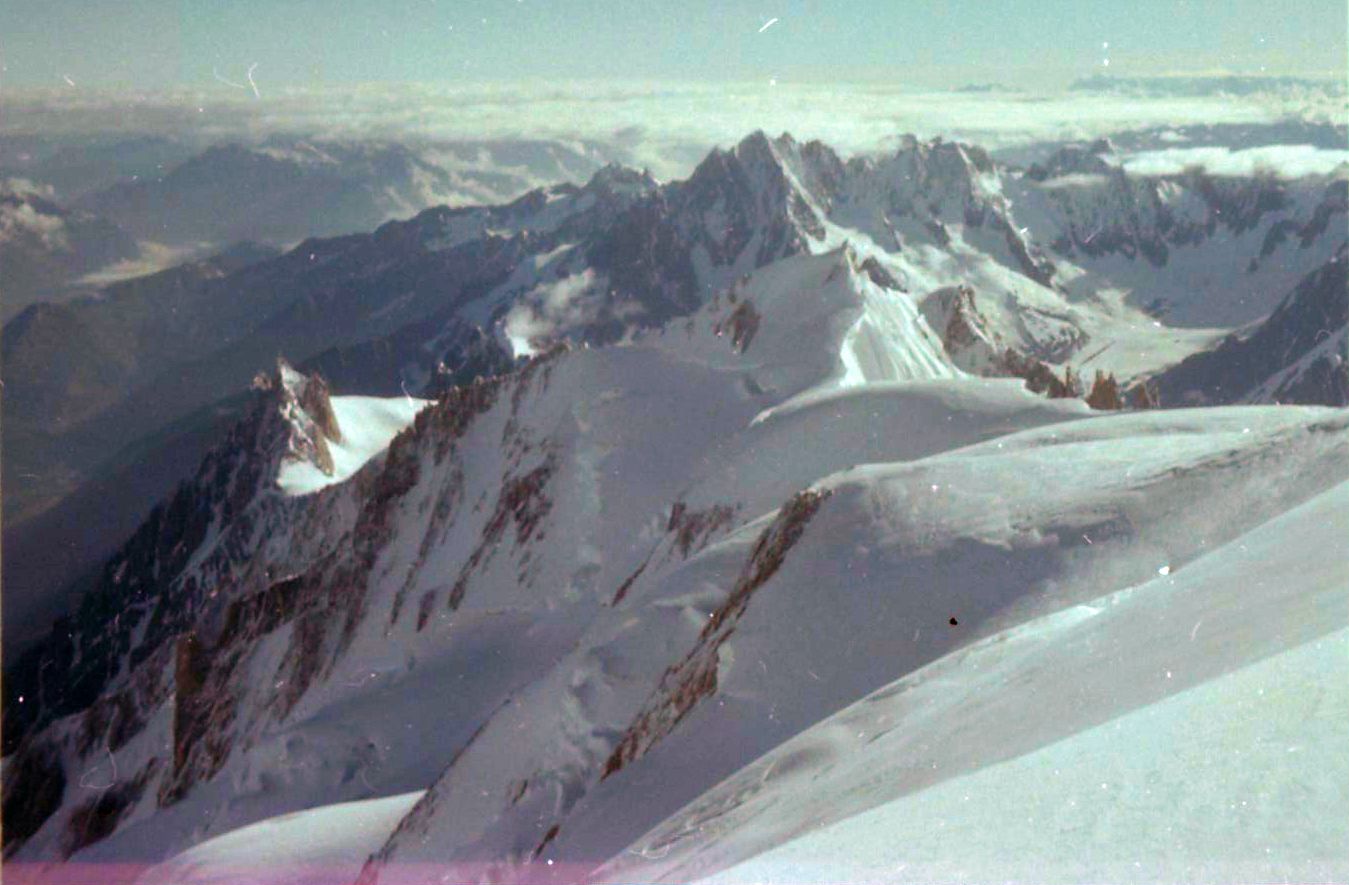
[1026, 141, 1118, 182]
[1004, 349, 1082, 400]
[930, 285, 1000, 362]
[62, 758, 160, 856]
[1271, 351, 1349, 404]
[297, 372, 342, 444]
[925, 285, 1087, 398]
[1144, 245, 1349, 407]
[1, 740, 66, 855]
[715, 300, 762, 353]
[859, 256, 907, 291]
[1, 362, 336, 755]
[273, 360, 345, 476]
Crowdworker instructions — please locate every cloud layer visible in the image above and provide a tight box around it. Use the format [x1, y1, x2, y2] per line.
[5, 81, 1343, 181]
[1122, 144, 1349, 178]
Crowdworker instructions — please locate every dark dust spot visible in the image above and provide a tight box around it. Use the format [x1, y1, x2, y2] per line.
[948, 617, 959, 626]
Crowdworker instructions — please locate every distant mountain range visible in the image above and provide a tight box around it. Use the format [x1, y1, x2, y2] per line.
[1070, 73, 1349, 97]
[3, 127, 1346, 882]
[75, 139, 613, 247]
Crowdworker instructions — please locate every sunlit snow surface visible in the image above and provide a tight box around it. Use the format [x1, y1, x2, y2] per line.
[110, 473, 1349, 885]
[276, 395, 430, 495]
[699, 628, 1349, 884]
[602, 478, 1349, 884]
[6, 207, 1345, 881]
[134, 792, 423, 885]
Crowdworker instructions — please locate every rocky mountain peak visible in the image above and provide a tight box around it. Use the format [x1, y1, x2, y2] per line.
[3, 359, 354, 757]
[583, 162, 658, 197]
[1026, 142, 1120, 181]
[273, 359, 343, 475]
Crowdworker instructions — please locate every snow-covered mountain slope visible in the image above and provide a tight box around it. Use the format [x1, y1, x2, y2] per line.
[511, 406, 1345, 885]
[165, 393, 1349, 885]
[330, 405, 1348, 885]
[0, 129, 1074, 647]
[276, 392, 430, 496]
[2, 245, 1085, 868]
[16, 124, 1332, 550]
[6, 127, 1349, 883]
[1009, 141, 1347, 327]
[1143, 244, 1348, 406]
[1, 360, 412, 750]
[1, 164, 659, 634]
[25, 406, 1345, 885]
[603, 475, 1349, 885]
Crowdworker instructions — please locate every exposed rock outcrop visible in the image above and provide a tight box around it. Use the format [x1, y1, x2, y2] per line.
[1085, 370, 1125, 410]
[602, 489, 831, 780]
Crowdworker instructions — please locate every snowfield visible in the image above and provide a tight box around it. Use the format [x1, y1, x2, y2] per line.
[277, 395, 431, 496]
[604, 474, 1349, 884]
[279, 396, 431, 496]
[698, 625, 1349, 885]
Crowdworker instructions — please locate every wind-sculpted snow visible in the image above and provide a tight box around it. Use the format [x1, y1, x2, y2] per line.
[604, 473, 1349, 885]
[134, 791, 426, 885]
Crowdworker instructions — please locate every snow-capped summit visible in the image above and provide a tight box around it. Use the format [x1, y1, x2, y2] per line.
[1025, 138, 1119, 181]
[667, 131, 824, 271]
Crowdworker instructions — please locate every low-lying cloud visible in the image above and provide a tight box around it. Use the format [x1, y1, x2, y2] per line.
[0, 188, 69, 251]
[503, 270, 604, 355]
[1122, 144, 1349, 178]
[5, 80, 1343, 181]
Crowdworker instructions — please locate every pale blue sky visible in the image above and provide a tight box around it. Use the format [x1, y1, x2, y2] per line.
[1, 0, 1345, 89]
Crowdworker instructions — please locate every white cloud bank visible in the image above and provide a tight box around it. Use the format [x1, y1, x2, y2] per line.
[4, 81, 1343, 180]
[0, 189, 69, 251]
[1122, 144, 1349, 178]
